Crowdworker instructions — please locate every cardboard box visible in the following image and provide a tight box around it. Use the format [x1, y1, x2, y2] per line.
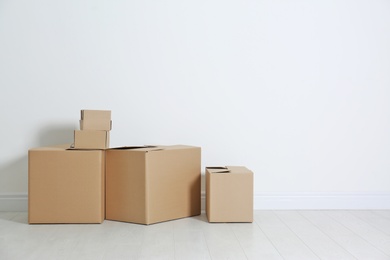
[28, 144, 105, 224]
[80, 110, 112, 131]
[106, 145, 201, 225]
[73, 130, 110, 149]
[206, 166, 253, 223]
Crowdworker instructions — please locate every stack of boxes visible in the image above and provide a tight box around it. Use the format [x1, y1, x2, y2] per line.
[28, 109, 111, 224]
[73, 110, 111, 149]
[28, 109, 253, 225]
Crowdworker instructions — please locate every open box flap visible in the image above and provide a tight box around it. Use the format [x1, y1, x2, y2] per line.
[108, 145, 164, 152]
[206, 166, 231, 173]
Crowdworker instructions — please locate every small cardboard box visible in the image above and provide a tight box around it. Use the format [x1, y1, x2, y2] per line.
[80, 110, 112, 131]
[28, 144, 105, 224]
[74, 130, 110, 149]
[206, 166, 253, 223]
[106, 145, 201, 225]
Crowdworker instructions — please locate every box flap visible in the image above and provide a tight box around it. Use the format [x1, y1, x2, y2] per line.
[207, 166, 252, 174]
[109, 145, 163, 152]
[226, 166, 253, 174]
[206, 166, 231, 173]
[109, 145, 199, 152]
[160, 145, 199, 150]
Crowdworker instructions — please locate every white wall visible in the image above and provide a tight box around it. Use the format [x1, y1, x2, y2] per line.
[1, 0, 390, 209]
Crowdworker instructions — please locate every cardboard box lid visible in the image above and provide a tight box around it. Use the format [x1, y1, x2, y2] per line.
[206, 166, 252, 174]
[81, 110, 111, 120]
[108, 145, 199, 153]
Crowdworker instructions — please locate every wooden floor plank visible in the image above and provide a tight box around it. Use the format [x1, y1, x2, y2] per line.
[1, 211, 390, 259]
[231, 222, 283, 260]
[300, 211, 390, 260]
[350, 210, 390, 236]
[325, 210, 390, 256]
[275, 211, 356, 260]
[255, 211, 320, 260]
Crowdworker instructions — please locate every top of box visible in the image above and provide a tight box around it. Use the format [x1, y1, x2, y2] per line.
[29, 144, 75, 152]
[109, 145, 199, 152]
[206, 166, 252, 174]
[29, 144, 105, 152]
[81, 110, 111, 120]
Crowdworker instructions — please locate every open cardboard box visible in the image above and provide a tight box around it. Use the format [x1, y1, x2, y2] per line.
[206, 166, 253, 223]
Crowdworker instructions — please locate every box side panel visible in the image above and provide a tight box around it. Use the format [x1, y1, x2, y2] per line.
[74, 130, 109, 149]
[206, 169, 211, 222]
[80, 120, 112, 131]
[28, 150, 33, 223]
[106, 150, 146, 224]
[100, 151, 105, 222]
[28, 150, 105, 223]
[146, 147, 201, 224]
[81, 110, 111, 120]
[79, 109, 112, 131]
[208, 173, 253, 223]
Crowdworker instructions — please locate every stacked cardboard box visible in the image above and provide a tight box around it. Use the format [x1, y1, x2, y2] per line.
[28, 110, 111, 224]
[73, 110, 111, 149]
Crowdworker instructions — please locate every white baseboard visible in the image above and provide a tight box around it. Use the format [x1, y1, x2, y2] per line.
[201, 192, 390, 210]
[0, 193, 28, 212]
[1, 192, 390, 212]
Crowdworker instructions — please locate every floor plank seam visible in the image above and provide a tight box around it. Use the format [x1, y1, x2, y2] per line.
[231, 226, 249, 260]
[327, 211, 390, 258]
[296, 211, 358, 260]
[273, 211, 321, 260]
[253, 215, 285, 260]
[349, 211, 390, 236]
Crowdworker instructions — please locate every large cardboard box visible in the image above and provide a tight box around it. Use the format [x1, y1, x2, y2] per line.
[206, 166, 253, 223]
[74, 130, 110, 149]
[106, 145, 201, 225]
[80, 110, 112, 130]
[28, 144, 105, 224]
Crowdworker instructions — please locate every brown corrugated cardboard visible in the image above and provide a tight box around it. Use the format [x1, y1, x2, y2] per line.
[80, 110, 112, 130]
[81, 109, 111, 121]
[74, 130, 110, 149]
[206, 166, 253, 223]
[80, 119, 112, 131]
[106, 145, 201, 225]
[28, 144, 105, 224]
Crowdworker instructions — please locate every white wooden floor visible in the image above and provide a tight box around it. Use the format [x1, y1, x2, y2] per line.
[1, 211, 390, 260]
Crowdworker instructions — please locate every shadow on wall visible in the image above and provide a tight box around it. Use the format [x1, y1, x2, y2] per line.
[0, 124, 75, 193]
[37, 124, 75, 147]
[0, 156, 28, 192]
